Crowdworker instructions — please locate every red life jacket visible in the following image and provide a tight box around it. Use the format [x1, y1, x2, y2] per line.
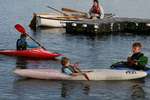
[91, 5, 100, 14]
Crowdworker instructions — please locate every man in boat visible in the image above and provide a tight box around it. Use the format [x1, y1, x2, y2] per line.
[16, 34, 28, 50]
[111, 42, 149, 71]
[61, 57, 82, 76]
[89, 0, 104, 19]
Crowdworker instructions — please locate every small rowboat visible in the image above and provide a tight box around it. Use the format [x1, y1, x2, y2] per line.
[0, 48, 61, 59]
[35, 13, 80, 28]
[29, 12, 114, 29]
[14, 68, 147, 81]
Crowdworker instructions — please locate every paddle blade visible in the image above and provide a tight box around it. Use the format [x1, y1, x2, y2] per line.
[15, 24, 26, 34]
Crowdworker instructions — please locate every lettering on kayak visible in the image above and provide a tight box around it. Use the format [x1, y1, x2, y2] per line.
[126, 71, 137, 74]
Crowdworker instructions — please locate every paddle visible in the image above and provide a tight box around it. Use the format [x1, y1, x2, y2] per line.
[62, 8, 87, 15]
[62, 8, 88, 18]
[56, 16, 81, 19]
[74, 67, 90, 81]
[82, 73, 90, 81]
[46, 5, 69, 16]
[15, 24, 46, 50]
[46, 6, 87, 20]
[72, 63, 90, 81]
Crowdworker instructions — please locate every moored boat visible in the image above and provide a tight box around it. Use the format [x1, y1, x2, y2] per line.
[31, 13, 81, 28]
[29, 12, 114, 29]
[36, 13, 69, 28]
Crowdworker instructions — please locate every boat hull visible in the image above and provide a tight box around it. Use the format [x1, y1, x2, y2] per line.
[14, 69, 147, 81]
[33, 13, 114, 28]
[37, 16, 66, 28]
[0, 48, 61, 59]
[36, 14, 74, 28]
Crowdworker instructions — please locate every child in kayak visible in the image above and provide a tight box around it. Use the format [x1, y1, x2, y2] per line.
[16, 34, 27, 50]
[61, 57, 90, 80]
[16, 34, 38, 50]
[111, 42, 149, 71]
[61, 57, 82, 76]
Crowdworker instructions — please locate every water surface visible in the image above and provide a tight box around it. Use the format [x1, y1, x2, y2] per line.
[0, 0, 150, 100]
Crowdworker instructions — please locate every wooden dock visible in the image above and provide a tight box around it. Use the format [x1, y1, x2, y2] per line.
[66, 17, 150, 35]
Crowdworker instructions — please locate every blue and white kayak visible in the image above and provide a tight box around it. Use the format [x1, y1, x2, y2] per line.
[14, 68, 147, 81]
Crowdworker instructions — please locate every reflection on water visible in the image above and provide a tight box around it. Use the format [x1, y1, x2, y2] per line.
[13, 79, 93, 99]
[83, 83, 90, 95]
[12, 78, 147, 100]
[61, 81, 90, 98]
[131, 84, 145, 100]
[16, 57, 28, 69]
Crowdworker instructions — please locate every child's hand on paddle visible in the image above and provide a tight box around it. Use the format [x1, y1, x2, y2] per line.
[71, 62, 80, 68]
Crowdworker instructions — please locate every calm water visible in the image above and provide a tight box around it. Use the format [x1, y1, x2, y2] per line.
[1, 0, 150, 100]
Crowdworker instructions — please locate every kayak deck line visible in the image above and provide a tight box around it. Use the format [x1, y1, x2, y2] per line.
[113, 66, 150, 75]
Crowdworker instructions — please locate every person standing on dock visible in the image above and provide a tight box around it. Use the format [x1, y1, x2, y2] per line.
[89, 0, 104, 19]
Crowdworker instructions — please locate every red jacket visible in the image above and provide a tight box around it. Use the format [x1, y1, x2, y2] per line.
[91, 5, 100, 14]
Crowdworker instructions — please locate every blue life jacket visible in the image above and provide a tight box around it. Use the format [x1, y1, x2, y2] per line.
[62, 65, 75, 73]
[16, 38, 27, 50]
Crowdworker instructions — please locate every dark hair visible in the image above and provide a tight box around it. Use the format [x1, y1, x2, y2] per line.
[61, 57, 70, 66]
[93, 0, 99, 3]
[20, 34, 26, 38]
[132, 42, 142, 48]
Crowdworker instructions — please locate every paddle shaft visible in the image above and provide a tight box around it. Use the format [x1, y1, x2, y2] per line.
[25, 33, 46, 50]
[15, 24, 47, 50]
[82, 73, 90, 81]
[47, 6, 69, 16]
[75, 68, 90, 81]
[62, 8, 87, 15]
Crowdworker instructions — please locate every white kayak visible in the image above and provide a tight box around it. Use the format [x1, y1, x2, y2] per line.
[14, 69, 147, 81]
